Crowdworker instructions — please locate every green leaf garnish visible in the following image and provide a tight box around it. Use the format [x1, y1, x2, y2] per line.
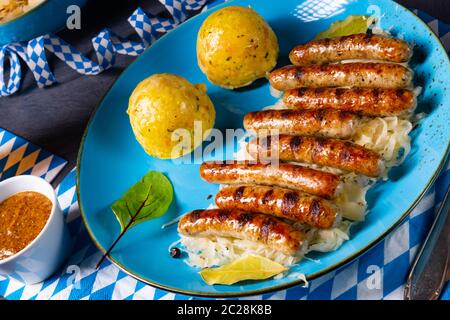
[96, 171, 173, 268]
[314, 15, 376, 40]
[111, 171, 173, 230]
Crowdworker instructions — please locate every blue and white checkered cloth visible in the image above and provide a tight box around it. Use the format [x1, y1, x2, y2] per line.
[0, 2, 449, 300]
[0, 129, 67, 181]
[0, 0, 209, 97]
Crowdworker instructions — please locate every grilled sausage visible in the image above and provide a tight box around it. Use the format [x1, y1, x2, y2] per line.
[244, 109, 361, 139]
[215, 185, 340, 229]
[289, 33, 412, 66]
[178, 209, 305, 255]
[248, 134, 384, 177]
[283, 87, 416, 116]
[269, 63, 413, 91]
[200, 161, 340, 198]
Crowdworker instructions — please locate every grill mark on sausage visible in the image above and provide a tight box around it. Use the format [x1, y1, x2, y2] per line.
[315, 88, 325, 95]
[294, 68, 303, 80]
[339, 111, 354, 121]
[298, 87, 307, 96]
[260, 218, 274, 242]
[373, 88, 380, 105]
[237, 212, 254, 227]
[217, 210, 229, 222]
[190, 209, 202, 222]
[280, 110, 291, 119]
[315, 109, 326, 121]
[396, 89, 405, 98]
[262, 189, 274, 205]
[281, 192, 298, 215]
[340, 148, 351, 162]
[353, 88, 363, 96]
[289, 135, 302, 152]
[312, 137, 326, 159]
[335, 88, 344, 99]
[311, 199, 321, 216]
[234, 186, 246, 201]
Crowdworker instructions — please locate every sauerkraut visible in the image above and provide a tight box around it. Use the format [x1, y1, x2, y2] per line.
[180, 218, 353, 268]
[180, 235, 308, 268]
[335, 173, 373, 221]
[353, 116, 413, 168]
[306, 220, 352, 253]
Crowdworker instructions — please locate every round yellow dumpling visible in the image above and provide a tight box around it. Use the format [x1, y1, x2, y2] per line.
[127, 74, 215, 159]
[197, 6, 279, 89]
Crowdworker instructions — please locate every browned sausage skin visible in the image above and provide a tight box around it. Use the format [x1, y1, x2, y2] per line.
[269, 63, 413, 91]
[178, 209, 305, 255]
[248, 134, 384, 177]
[244, 109, 361, 139]
[289, 33, 412, 66]
[215, 185, 340, 229]
[200, 161, 340, 198]
[283, 87, 416, 116]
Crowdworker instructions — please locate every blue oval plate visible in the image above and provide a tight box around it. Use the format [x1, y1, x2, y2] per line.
[0, 0, 87, 46]
[77, 0, 450, 297]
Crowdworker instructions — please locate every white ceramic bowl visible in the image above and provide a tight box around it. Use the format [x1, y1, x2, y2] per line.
[0, 175, 71, 284]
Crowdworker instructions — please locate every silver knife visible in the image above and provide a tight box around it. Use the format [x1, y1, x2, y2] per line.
[404, 186, 450, 300]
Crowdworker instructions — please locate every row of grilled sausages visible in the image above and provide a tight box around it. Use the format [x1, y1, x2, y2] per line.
[178, 33, 414, 256]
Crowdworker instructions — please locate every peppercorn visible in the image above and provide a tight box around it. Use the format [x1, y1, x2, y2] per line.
[170, 247, 181, 258]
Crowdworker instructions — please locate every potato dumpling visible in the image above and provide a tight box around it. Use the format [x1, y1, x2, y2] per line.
[197, 6, 279, 89]
[127, 74, 215, 159]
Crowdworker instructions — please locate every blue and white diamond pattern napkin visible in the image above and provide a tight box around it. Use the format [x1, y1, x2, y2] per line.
[0, 129, 67, 182]
[0, 0, 208, 97]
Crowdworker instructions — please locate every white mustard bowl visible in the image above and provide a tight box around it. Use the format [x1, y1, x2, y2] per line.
[0, 175, 71, 284]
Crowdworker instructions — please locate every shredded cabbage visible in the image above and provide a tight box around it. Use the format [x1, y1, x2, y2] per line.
[180, 235, 308, 268]
[263, 97, 287, 110]
[269, 86, 283, 99]
[306, 220, 352, 253]
[284, 272, 309, 288]
[335, 173, 374, 221]
[353, 116, 413, 168]
[180, 218, 355, 269]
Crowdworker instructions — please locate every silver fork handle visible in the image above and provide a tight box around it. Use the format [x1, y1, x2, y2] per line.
[404, 186, 450, 300]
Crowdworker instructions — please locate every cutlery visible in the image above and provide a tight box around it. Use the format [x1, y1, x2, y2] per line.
[404, 186, 450, 300]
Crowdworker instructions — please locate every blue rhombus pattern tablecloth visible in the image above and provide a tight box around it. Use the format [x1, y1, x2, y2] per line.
[0, 7, 450, 300]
